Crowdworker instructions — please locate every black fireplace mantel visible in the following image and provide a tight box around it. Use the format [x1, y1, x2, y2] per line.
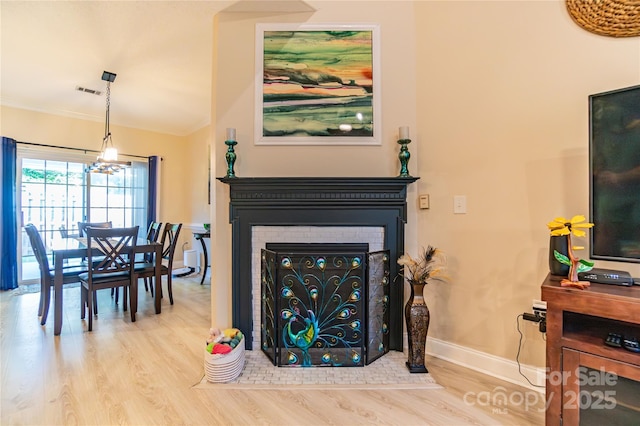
[218, 176, 419, 350]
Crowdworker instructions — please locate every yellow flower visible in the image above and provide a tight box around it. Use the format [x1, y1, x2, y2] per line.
[547, 215, 594, 238]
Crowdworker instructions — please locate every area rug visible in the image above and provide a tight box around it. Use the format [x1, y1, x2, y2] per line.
[193, 350, 442, 390]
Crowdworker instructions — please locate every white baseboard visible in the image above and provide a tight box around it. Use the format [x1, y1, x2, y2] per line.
[425, 337, 546, 392]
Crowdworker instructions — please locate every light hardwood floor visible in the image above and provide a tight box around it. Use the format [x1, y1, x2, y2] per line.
[1, 277, 544, 425]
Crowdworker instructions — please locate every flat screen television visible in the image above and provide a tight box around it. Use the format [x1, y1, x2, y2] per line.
[589, 84, 640, 264]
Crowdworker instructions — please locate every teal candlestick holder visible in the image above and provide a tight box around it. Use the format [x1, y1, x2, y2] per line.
[225, 139, 237, 178]
[397, 138, 412, 177]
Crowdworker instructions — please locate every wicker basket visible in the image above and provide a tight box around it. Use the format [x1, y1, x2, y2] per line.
[566, 0, 640, 38]
[203, 337, 245, 383]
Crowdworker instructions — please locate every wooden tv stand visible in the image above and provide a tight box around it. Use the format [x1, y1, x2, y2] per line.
[542, 275, 640, 425]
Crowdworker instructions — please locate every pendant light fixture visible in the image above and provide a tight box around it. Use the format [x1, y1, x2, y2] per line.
[85, 71, 131, 174]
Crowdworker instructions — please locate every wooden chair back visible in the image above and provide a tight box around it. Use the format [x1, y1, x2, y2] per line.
[58, 225, 69, 238]
[146, 222, 163, 242]
[159, 223, 182, 267]
[24, 224, 51, 276]
[84, 226, 138, 279]
[77, 221, 112, 237]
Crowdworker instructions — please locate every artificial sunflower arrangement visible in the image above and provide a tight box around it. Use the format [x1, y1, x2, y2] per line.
[547, 215, 595, 289]
[397, 246, 447, 285]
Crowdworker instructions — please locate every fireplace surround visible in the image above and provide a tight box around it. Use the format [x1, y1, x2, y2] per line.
[218, 176, 419, 350]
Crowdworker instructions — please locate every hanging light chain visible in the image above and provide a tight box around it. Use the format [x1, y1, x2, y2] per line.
[85, 71, 131, 174]
[104, 81, 111, 142]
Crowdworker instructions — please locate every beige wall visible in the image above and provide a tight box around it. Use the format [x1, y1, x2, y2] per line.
[211, 0, 640, 371]
[183, 124, 214, 269]
[1, 105, 194, 258]
[213, 8, 417, 178]
[415, 0, 640, 367]
[4, 0, 639, 375]
[210, 1, 420, 334]
[185, 124, 212, 225]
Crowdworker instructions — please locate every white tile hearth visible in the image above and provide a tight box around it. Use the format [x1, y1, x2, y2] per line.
[196, 350, 441, 390]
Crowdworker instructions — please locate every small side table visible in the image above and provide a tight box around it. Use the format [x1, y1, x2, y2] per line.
[192, 231, 210, 285]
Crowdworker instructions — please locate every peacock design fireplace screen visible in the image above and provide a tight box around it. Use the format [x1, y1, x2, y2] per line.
[261, 244, 390, 367]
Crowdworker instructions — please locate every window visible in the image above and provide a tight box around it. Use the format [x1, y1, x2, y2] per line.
[21, 158, 86, 239]
[18, 148, 149, 283]
[87, 163, 148, 229]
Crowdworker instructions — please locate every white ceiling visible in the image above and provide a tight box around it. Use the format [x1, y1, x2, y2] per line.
[0, 1, 316, 137]
[1, 1, 316, 137]
[1, 1, 228, 136]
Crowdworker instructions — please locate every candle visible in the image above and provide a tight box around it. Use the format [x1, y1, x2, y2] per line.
[399, 126, 410, 140]
[226, 128, 236, 141]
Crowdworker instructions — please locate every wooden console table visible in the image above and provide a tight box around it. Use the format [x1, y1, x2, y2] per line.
[542, 275, 640, 425]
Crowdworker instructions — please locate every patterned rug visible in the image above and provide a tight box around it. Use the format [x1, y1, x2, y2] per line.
[194, 350, 441, 390]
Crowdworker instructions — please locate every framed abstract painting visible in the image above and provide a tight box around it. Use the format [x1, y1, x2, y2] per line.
[255, 23, 381, 145]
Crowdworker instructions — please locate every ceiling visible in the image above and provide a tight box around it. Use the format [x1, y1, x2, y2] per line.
[1, 1, 317, 137]
[1, 1, 229, 136]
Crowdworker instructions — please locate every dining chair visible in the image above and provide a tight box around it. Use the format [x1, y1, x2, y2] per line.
[141, 222, 163, 292]
[77, 221, 114, 308]
[146, 221, 163, 243]
[24, 224, 87, 326]
[58, 224, 80, 239]
[78, 226, 139, 331]
[114, 221, 163, 301]
[135, 222, 182, 305]
[77, 221, 112, 237]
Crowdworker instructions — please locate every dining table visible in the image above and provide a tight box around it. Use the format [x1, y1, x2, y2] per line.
[50, 236, 163, 335]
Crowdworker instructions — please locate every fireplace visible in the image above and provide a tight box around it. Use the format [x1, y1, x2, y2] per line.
[218, 177, 419, 351]
[252, 226, 385, 350]
[261, 243, 390, 367]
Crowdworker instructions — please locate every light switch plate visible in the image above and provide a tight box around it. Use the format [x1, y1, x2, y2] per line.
[419, 194, 430, 209]
[453, 195, 467, 214]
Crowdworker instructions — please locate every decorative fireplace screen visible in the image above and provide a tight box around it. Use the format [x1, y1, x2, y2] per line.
[261, 244, 390, 367]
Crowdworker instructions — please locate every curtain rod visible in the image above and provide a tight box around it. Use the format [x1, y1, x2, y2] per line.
[16, 141, 149, 160]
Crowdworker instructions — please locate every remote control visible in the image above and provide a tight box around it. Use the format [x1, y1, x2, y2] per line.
[605, 333, 623, 348]
[623, 337, 640, 353]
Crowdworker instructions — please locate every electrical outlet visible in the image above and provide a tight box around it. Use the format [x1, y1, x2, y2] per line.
[533, 299, 547, 310]
[533, 299, 547, 318]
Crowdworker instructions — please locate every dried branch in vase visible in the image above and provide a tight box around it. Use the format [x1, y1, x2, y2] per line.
[397, 246, 448, 285]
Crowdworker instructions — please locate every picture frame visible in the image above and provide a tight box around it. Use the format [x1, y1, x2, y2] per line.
[255, 23, 381, 146]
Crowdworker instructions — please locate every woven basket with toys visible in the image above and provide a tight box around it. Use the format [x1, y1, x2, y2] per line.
[203, 327, 245, 383]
